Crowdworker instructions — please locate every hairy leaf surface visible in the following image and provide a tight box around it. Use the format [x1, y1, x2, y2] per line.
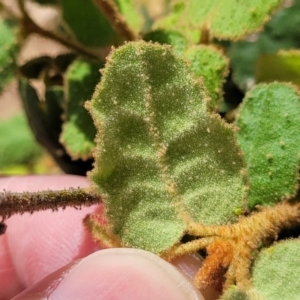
[185, 0, 280, 40]
[88, 41, 246, 253]
[236, 83, 300, 208]
[183, 45, 229, 111]
[251, 239, 300, 300]
[143, 29, 188, 56]
[154, 0, 280, 41]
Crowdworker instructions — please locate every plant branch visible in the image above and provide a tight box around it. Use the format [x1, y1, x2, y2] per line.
[17, 0, 104, 61]
[93, 0, 138, 41]
[0, 188, 102, 220]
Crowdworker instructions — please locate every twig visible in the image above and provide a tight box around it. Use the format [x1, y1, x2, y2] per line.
[17, 0, 105, 61]
[93, 0, 138, 41]
[0, 188, 102, 220]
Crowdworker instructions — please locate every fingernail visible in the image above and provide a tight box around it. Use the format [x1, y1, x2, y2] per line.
[50, 248, 205, 300]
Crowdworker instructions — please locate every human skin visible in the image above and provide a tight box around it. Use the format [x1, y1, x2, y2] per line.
[0, 175, 219, 300]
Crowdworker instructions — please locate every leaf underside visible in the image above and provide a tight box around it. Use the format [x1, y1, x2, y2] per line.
[88, 41, 246, 253]
[236, 83, 300, 208]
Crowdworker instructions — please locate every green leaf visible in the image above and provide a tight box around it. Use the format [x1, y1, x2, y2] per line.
[143, 29, 188, 56]
[251, 239, 300, 300]
[256, 50, 300, 87]
[60, 0, 120, 47]
[0, 19, 18, 94]
[229, 0, 300, 90]
[186, 0, 280, 40]
[0, 113, 43, 169]
[155, 0, 280, 42]
[236, 83, 300, 208]
[153, 2, 200, 43]
[19, 79, 92, 175]
[87, 41, 246, 253]
[60, 59, 101, 160]
[183, 45, 229, 111]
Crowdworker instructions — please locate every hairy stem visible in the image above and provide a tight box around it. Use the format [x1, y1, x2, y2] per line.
[161, 237, 216, 261]
[0, 188, 102, 220]
[17, 0, 104, 61]
[93, 0, 138, 41]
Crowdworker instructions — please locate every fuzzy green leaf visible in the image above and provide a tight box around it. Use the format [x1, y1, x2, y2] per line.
[183, 45, 229, 111]
[0, 19, 18, 94]
[256, 50, 300, 87]
[236, 83, 300, 208]
[60, 0, 120, 47]
[155, 0, 280, 41]
[251, 239, 300, 300]
[143, 29, 188, 56]
[60, 59, 101, 160]
[88, 41, 246, 253]
[185, 0, 280, 40]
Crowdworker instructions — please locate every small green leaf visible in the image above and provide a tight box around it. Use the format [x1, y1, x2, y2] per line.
[19, 79, 92, 175]
[186, 0, 280, 40]
[155, 0, 280, 41]
[183, 45, 229, 111]
[251, 239, 300, 300]
[88, 41, 246, 253]
[256, 50, 300, 87]
[143, 29, 188, 56]
[60, 0, 120, 47]
[0, 19, 18, 94]
[153, 2, 200, 43]
[60, 59, 101, 160]
[236, 83, 300, 208]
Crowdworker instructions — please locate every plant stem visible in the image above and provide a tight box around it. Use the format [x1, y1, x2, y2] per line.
[0, 188, 102, 220]
[17, 0, 104, 61]
[93, 0, 139, 41]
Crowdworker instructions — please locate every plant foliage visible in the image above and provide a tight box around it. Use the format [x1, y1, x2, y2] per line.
[2, 0, 300, 299]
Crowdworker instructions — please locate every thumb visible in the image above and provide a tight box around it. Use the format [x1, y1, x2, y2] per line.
[12, 248, 206, 300]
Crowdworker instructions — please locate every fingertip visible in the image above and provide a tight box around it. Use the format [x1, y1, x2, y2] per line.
[14, 249, 205, 300]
